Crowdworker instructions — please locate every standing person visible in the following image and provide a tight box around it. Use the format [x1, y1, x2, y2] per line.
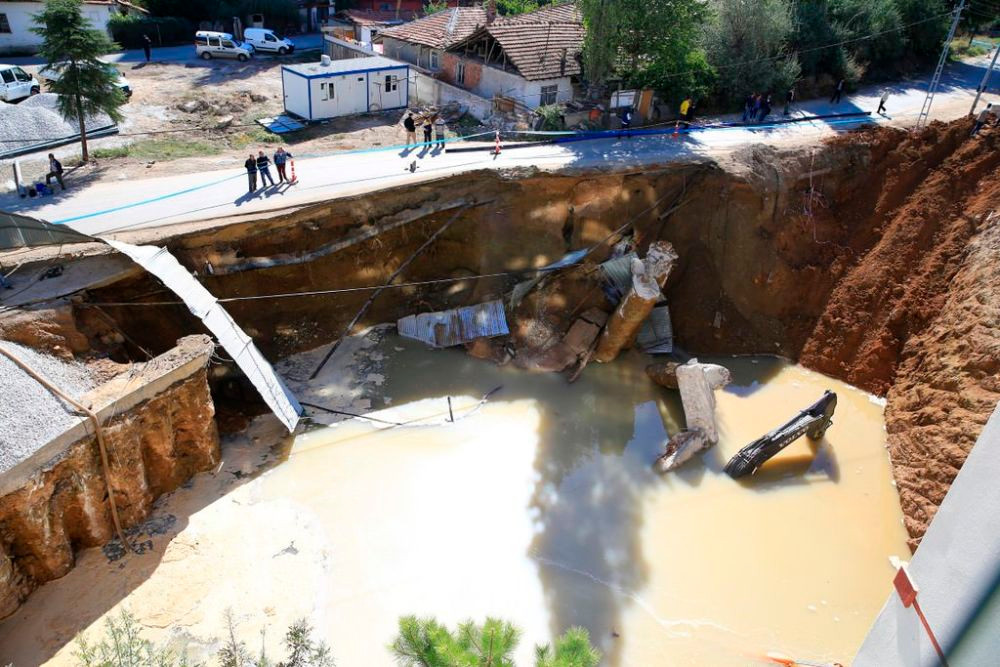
[830, 78, 845, 104]
[142, 34, 152, 63]
[877, 89, 890, 116]
[620, 106, 633, 136]
[971, 103, 993, 136]
[403, 112, 417, 146]
[759, 93, 772, 122]
[273, 147, 292, 182]
[256, 150, 275, 187]
[422, 116, 433, 148]
[783, 87, 795, 115]
[751, 94, 762, 122]
[45, 153, 65, 190]
[244, 153, 257, 192]
[742, 93, 754, 122]
[434, 114, 446, 150]
[679, 96, 692, 122]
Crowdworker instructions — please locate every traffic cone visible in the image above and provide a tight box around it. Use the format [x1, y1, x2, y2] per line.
[672, 122, 679, 139]
[289, 159, 297, 184]
[493, 130, 502, 157]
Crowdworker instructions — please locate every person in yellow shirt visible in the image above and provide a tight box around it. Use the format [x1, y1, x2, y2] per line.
[679, 97, 692, 122]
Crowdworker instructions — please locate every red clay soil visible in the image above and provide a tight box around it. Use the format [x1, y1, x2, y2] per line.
[799, 118, 1000, 549]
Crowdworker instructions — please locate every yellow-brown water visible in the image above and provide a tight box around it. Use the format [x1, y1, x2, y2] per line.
[268, 340, 910, 666]
[0, 338, 909, 666]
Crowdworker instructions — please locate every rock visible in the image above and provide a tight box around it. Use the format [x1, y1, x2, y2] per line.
[655, 359, 731, 473]
[562, 308, 607, 358]
[178, 99, 205, 113]
[646, 361, 681, 389]
[655, 427, 710, 473]
[250, 92, 268, 103]
[214, 114, 234, 129]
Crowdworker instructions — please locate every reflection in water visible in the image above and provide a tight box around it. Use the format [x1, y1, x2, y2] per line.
[271, 338, 910, 666]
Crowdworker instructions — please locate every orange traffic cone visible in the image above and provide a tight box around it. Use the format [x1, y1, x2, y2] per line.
[289, 159, 297, 184]
[672, 121, 680, 139]
[493, 130, 502, 157]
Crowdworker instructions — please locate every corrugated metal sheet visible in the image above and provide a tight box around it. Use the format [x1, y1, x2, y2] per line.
[637, 305, 673, 354]
[398, 300, 509, 348]
[0, 212, 92, 251]
[107, 240, 302, 433]
[600, 252, 637, 301]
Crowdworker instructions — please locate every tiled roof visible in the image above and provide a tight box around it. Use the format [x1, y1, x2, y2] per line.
[338, 9, 419, 26]
[451, 2, 583, 81]
[375, 7, 487, 50]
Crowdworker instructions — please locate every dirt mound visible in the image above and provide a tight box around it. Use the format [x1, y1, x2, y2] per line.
[798, 118, 1000, 547]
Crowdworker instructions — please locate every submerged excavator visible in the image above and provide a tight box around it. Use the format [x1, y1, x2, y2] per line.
[724, 390, 838, 479]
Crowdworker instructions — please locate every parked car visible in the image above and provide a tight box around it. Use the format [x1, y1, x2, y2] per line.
[0, 65, 39, 102]
[195, 31, 254, 61]
[38, 61, 132, 98]
[243, 28, 295, 55]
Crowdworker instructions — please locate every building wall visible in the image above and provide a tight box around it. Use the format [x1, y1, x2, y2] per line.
[473, 63, 573, 109]
[440, 52, 481, 89]
[310, 70, 369, 118]
[0, 2, 115, 54]
[324, 33, 378, 61]
[410, 68, 491, 120]
[282, 69, 312, 119]
[380, 36, 441, 71]
[367, 66, 408, 111]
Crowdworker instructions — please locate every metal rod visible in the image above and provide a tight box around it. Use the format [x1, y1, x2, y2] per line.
[971, 43, 1000, 116]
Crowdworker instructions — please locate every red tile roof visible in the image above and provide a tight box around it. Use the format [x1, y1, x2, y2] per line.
[452, 2, 583, 82]
[376, 7, 488, 50]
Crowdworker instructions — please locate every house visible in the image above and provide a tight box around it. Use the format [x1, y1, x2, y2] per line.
[376, 6, 488, 71]
[376, 2, 582, 110]
[282, 55, 409, 120]
[0, 0, 146, 55]
[330, 9, 419, 47]
[445, 2, 582, 109]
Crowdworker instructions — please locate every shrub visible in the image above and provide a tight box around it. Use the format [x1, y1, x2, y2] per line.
[108, 15, 193, 49]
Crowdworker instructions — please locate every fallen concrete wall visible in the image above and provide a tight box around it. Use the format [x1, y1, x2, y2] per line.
[0, 335, 220, 619]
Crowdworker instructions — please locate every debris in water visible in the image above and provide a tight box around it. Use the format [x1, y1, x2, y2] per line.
[655, 359, 731, 472]
[397, 300, 509, 348]
[723, 391, 837, 479]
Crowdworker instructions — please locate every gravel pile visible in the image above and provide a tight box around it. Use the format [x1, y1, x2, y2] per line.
[0, 93, 114, 148]
[0, 341, 96, 474]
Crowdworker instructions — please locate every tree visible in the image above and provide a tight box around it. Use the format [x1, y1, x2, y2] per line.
[703, 0, 800, 106]
[32, 0, 126, 162]
[829, 0, 905, 74]
[277, 619, 335, 667]
[533, 627, 601, 667]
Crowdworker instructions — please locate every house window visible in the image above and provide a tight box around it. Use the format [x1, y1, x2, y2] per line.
[385, 74, 398, 92]
[429, 50, 440, 70]
[540, 84, 558, 106]
[456, 61, 466, 85]
[320, 82, 333, 101]
[0, 15, 9, 34]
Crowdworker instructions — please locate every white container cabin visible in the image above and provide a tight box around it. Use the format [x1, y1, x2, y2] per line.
[281, 55, 409, 121]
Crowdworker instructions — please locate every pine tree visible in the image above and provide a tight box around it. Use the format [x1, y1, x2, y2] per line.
[32, 0, 125, 162]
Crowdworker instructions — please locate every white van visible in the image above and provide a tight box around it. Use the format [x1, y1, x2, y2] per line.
[243, 28, 295, 55]
[0, 65, 39, 102]
[39, 61, 132, 98]
[195, 31, 254, 61]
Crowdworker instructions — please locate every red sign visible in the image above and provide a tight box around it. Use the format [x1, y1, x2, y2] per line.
[894, 565, 919, 608]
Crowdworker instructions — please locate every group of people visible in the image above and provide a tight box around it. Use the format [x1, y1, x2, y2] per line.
[403, 112, 445, 151]
[244, 147, 293, 193]
[742, 92, 776, 123]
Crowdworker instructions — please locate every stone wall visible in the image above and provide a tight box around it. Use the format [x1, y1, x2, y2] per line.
[0, 336, 220, 619]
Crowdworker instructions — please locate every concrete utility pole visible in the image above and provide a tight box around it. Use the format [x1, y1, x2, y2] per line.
[915, 0, 967, 131]
[970, 44, 1000, 116]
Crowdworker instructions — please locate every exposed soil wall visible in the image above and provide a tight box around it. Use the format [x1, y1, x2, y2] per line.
[8, 116, 997, 551]
[0, 337, 219, 618]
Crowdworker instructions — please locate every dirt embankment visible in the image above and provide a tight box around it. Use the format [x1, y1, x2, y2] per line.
[798, 119, 1000, 547]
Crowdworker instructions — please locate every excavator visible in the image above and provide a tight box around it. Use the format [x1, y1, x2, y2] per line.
[724, 390, 838, 479]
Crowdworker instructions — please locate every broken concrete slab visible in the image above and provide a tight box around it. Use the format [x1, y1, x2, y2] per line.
[655, 358, 731, 473]
[594, 242, 678, 363]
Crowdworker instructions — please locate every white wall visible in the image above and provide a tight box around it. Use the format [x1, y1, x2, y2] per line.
[0, 2, 114, 53]
[310, 71, 368, 118]
[367, 66, 407, 111]
[411, 69, 491, 120]
[473, 64, 573, 109]
[282, 70, 311, 119]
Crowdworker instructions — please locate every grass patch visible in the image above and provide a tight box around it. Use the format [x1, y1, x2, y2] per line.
[128, 137, 218, 161]
[230, 126, 284, 150]
[950, 37, 993, 60]
[91, 145, 131, 160]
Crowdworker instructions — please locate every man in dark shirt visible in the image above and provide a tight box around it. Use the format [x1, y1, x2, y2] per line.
[403, 113, 416, 145]
[46, 153, 65, 190]
[256, 150, 275, 187]
[244, 154, 258, 192]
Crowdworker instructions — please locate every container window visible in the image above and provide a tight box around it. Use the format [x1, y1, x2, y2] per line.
[385, 75, 398, 92]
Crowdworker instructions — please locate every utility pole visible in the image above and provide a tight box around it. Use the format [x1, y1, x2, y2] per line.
[915, 0, 967, 131]
[970, 43, 1000, 116]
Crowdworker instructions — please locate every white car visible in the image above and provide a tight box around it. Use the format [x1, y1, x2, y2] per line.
[195, 31, 254, 61]
[243, 28, 294, 55]
[38, 61, 132, 98]
[0, 65, 39, 102]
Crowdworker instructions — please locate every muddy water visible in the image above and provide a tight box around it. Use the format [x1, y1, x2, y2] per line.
[265, 338, 910, 666]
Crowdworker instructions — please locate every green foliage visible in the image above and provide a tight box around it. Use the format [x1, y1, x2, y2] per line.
[107, 14, 193, 49]
[74, 608, 186, 667]
[704, 0, 799, 106]
[424, 0, 449, 15]
[32, 0, 127, 161]
[792, 0, 845, 78]
[533, 627, 601, 667]
[277, 619, 334, 667]
[535, 104, 564, 131]
[829, 0, 904, 72]
[896, 0, 950, 60]
[389, 616, 599, 667]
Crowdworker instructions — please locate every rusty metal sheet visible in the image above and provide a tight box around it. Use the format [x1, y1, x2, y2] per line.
[600, 252, 637, 302]
[637, 304, 673, 354]
[398, 299, 509, 348]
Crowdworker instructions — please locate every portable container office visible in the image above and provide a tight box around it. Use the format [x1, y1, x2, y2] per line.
[281, 55, 409, 121]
